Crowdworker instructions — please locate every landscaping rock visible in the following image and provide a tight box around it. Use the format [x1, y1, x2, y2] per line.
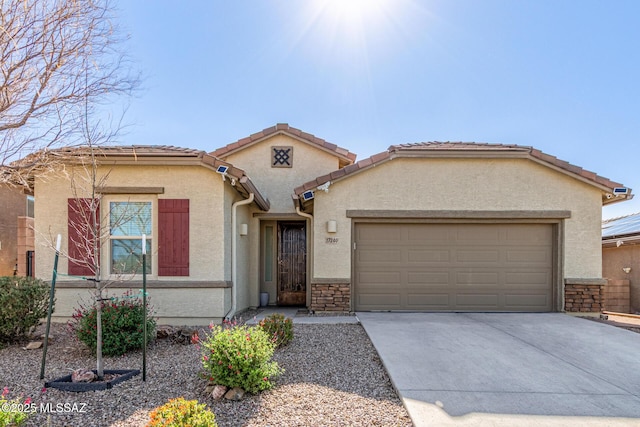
[156, 325, 175, 339]
[211, 385, 228, 400]
[39, 333, 54, 342]
[1, 322, 413, 426]
[224, 386, 245, 401]
[171, 328, 198, 345]
[71, 368, 96, 383]
[24, 341, 43, 350]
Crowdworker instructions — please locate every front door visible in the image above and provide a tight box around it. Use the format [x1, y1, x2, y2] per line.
[277, 221, 306, 305]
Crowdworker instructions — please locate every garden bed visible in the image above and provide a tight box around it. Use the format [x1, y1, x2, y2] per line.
[1, 322, 412, 427]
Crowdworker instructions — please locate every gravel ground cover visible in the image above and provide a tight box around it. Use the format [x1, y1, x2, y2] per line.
[0, 321, 412, 427]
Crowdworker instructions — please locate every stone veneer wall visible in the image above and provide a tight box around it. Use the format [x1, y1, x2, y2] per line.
[310, 283, 350, 312]
[564, 280, 605, 312]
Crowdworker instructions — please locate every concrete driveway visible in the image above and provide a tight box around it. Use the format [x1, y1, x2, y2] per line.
[357, 313, 640, 427]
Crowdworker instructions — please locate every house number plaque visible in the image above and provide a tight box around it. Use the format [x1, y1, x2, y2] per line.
[325, 237, 339, 244]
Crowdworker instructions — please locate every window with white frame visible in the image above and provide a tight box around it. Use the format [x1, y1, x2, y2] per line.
[110, 201, 152, 274]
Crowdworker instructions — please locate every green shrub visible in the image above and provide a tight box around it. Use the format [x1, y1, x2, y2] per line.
[68, 290, 156, 356]
[146, 397, 217, 427]
[258, 313, 293, 348]
[201, 323, 282, 394]
[0, 387, 31, 427]
[0, 276, 51, 343]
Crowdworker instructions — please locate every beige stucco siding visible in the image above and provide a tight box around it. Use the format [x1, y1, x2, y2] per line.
[34, 165, 228, 282]
[224, 134, 341, 213]
[0, 186, 25, 275]
[48, 286, 230, 326]
[232, 188, 254, 312]
[312, 157, 603, 280]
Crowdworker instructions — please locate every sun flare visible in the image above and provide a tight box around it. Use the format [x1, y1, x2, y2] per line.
[316, 0, 392, 34]
[283, 0, 425, 75]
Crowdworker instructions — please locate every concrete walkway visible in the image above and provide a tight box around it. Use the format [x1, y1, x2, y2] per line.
[358, 312, 640, 427]
[245, 307, 359, 324]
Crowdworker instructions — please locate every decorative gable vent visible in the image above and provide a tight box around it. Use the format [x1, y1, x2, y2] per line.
[272, 146, 293, 168]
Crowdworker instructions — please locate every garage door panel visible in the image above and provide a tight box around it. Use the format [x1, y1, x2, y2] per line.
[354, 223, 554, 312]
[408, 249, 451, 263]
[407, 271, 450, 286]
[358, 271, 401, 285]
[455, 294, 500, 307]
[406, 293, 451, 307]
[455, 227, 500, 242]
[506, 249, 550, 263]
[456, 250, 500, 263]
[456, 272, 500, 286]
[505, 294, 549, 308]
[357, 224, 402, 242]
[358, 249, 402, 263]
[357, 293, 401, 308]
[506, 226, 552, 242]
[504, 271, 551, 287]
[407, 227, 450, 242]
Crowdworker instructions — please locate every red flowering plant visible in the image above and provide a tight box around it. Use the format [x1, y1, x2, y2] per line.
[200, 323, 282, 394]
[258, 313, 293, 348]
[68, 290, 156, 356]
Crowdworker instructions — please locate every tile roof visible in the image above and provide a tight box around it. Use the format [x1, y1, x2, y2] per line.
[389, 142, 623, 189]
[210, 123, 357, 166]
[294, 142, 629, 205]
[602, 212, 640, 238]
[16, 145, 270, 211]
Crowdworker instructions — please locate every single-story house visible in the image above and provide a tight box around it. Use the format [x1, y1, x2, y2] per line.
[30, 124, 632, 324]
[602, 212, 640, 313]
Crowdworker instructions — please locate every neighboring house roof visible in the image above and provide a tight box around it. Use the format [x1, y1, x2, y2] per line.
[14, 145, 270, 211]
[210, 123, 357, 168]
[602, 212, 640, 246]
[293, 142, 631, 206]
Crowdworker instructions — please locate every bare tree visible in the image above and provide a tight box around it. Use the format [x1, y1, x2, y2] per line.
[65, 145, 150, 379]
[0, 0, 139, 177]
[58, 90, 150, 378]
[1, 0, 142, 380]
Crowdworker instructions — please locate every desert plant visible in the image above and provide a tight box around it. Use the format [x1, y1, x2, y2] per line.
[0, 387, 31, 427]
[146, 397, 217, 427]
[201, 323, 282, 394]
[258, 313, 294, 348]
[68, 290, 155, 356]
[0, 276, 51, 343]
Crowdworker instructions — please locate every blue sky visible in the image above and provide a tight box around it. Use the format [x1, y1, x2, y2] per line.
[116, 0, 639, 219]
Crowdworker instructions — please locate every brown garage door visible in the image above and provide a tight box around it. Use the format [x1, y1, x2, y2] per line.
[354, 223, 554, 311]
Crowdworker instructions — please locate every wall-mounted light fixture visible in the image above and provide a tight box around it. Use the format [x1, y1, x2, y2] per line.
[623, 267, 631, 274]
[239, 223, 248, 236]
[327, 220, 337, 233]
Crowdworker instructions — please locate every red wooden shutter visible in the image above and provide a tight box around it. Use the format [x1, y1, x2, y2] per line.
[68, 198, 100, 276]
[158, 199, 189, 276]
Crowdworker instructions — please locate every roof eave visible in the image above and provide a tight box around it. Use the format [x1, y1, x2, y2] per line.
[293, 144, 632, 208]
[217, 130, 356, 164]
[211, 124, 357, 165]
[99, 152, 271, 211]
[602, 234, 640, 247]
[25, 147, 272, 212]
